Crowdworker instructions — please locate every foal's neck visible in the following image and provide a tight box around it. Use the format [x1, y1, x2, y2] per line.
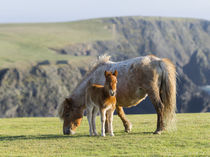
[102, 86, 111, 98]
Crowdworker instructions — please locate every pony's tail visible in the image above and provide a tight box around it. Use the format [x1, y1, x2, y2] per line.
[159, 58, 177, 131]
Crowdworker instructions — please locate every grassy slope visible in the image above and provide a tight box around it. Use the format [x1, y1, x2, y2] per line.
[0, 19, 112, 68]
[0, 113, 209, 156]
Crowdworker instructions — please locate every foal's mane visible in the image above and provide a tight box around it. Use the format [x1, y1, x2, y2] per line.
[73, 54, 111, 91]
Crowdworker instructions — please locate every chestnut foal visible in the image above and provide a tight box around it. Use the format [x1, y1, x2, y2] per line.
[85, 70, 118, 137]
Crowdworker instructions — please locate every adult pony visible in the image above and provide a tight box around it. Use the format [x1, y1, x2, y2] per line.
[58, 54, 176, 135]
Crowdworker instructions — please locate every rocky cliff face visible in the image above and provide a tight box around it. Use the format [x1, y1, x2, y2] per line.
[0, 16, 210, 117]
[184, 49, 210, 85]
[0, 62, 88, 117]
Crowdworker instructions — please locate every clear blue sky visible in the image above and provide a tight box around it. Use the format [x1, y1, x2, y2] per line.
[0, 0, 210, 23]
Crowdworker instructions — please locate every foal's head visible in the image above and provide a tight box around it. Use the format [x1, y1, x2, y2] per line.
[104, 70, 118, 96]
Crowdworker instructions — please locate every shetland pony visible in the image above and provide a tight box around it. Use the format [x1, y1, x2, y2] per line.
[58, 55, 176, 135]
[86, 70, 118, 136]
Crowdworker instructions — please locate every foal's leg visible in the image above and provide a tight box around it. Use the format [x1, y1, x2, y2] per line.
[100, 109, 106, 137]
[86, 106, 94, 136]
[105, 113, 109, 133]
[92, 106, 99, 136]
[116, 105, 132, 133]
[107, 108, 115, 136]
[106, 109, 111, 134]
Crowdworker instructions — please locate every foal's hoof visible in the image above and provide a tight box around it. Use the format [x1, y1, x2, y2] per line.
[110, 133, 115, 136]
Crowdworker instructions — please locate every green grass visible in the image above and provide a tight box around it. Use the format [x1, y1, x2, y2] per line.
[0, 113, 209, 156]
[0, 19, 112, 68]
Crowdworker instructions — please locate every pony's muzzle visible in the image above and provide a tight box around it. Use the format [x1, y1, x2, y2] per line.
[63, 127, 76, 135]
[63, 127, 70, 135]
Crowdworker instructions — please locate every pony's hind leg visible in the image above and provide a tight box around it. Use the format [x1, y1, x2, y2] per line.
[116, 105, 132, 133]
[147, 88, 165, 134]
[86, 106, 94, 136]
[92, 106, 99, 136]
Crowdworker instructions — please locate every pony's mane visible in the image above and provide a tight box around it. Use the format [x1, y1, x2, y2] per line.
[72, 54, 111, 93]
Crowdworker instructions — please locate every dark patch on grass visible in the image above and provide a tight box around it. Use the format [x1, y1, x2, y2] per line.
[0, 134, 89, 141]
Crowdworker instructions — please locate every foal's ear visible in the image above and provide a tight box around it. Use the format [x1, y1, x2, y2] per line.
[113, 70, 118, 77]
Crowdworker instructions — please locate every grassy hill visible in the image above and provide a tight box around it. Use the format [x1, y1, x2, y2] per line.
[0, 19, 112, 68]
[0, 113, 209, 156]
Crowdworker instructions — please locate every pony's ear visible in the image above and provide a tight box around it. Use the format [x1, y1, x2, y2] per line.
[65, 98, 72, 108]
[104, 70, 108, 77]
[113, 70, 118, 77]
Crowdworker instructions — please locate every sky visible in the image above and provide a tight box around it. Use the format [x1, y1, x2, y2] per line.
[0, 0, 210, 23]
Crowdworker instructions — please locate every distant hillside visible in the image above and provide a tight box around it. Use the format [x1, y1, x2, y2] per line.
[0, 16, 210, 117]
[0, 20, 111, 68]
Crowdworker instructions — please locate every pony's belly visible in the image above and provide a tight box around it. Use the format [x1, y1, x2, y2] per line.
[117, 88, 147, 107]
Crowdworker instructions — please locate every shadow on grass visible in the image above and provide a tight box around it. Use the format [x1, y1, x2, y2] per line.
[0, 134, 90, 141]
[127, 132, 154, 135]
[0, 131, 155, 141]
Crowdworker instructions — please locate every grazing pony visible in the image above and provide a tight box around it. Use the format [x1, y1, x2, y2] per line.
[86, 70, 118, 136]
[58, 54, 176, 135]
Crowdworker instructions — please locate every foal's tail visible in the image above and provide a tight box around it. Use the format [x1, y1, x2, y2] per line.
[159, 58, 177, 130]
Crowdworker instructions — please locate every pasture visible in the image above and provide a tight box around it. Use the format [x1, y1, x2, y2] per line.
[0, 113, 209, 156]
[0, 19, 112, 68]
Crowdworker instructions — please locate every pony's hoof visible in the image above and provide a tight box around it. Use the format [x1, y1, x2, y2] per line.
[93, 133, 98, 136]
[110, 133, 114, 136]
[153, 130, 162, 135]
[125, 122, 132, 133]
[101, 134, 106, 137]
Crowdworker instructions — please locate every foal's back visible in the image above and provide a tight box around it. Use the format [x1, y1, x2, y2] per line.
[87, 84, 116, 109]
[87, 84, 104, 106]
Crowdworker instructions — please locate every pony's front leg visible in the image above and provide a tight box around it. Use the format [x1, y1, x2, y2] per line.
[92, 106, 99, 136]
[100, 109, 106, 137]
[86, 107, 94, 136]
[116, 105, 132, 133]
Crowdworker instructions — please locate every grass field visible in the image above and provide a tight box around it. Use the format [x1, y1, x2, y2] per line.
[0, 19, 112, 68]
[0, 113, 209, 156]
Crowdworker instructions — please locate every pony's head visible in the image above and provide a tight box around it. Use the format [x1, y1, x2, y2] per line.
[58, 98, 84, 135]
[104, 70, 118, 96]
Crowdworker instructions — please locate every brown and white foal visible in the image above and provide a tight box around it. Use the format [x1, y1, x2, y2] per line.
[85, 70, 118, 137]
